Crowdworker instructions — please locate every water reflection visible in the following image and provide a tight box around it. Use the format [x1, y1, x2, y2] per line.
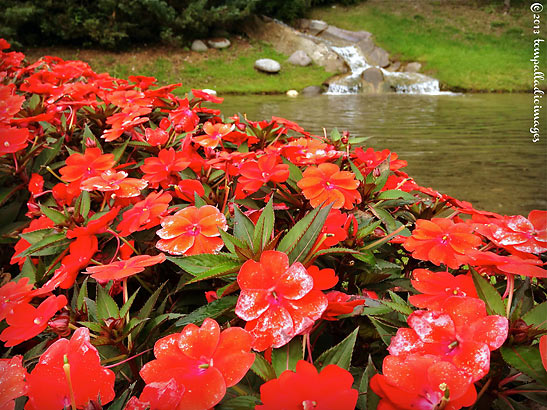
[220, 94, 547, 216]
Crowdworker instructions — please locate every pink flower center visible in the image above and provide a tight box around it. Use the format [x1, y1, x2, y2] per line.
[440, 234, 449, 245]
[324, 181, 335, 190]
[302, 400, 317, 409]
[186, 225, 201, 236]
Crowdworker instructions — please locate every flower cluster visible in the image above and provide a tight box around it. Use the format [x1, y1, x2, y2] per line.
[0, 38, 545, 410]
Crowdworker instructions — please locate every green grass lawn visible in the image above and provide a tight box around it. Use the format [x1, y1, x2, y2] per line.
[24, 41, 330, 95]
[310, 1, 541, 91]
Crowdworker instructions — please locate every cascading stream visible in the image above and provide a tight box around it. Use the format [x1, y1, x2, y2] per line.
[325, 45, 444, 95]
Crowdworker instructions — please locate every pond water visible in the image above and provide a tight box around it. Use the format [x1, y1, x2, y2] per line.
[219, 93, 547, 216]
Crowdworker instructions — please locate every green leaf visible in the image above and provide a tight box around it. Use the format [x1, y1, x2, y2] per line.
[167, 254, 239, 275]
[218, 396, 260, 410]
[357, 356, 378, 410]
[233, 205, 255, 250]
[185, 261, 241, 284]
[381, 300, 413, 316]
[79, 191, 90, 219]
[194, 192, 207, 207]
[523, 302, 547, 330]
[250, 353, 276, 382]
[271, 337, 304, 377]
[96, 284, 120, 320]
[330, 128, 341, 141]
[84, 297, 98, 322]
[348, 158, 364, 181]
[32, 137, 64, 172]
[377, 190, 417, 201]
[368, 317, 397, 346]
[316, 327, 359, 371]
[175, 296, 238, 327]
[218, 229, 247, 254]
[277, 204, 331, 264]
[314, 247, 361, 257]
[77, 277, 89, 310]
[500, 345, 547, 386]
[17, 233, 68, 258]
[78, 321, 103, 333]
[112, 138, 130, 163]
[119, 289, 139, 318]
[471, 269, 505, 316]
[107, 382, 136, 410]
[137, 282, 166, 320]
[252, 197, 274, 252]
[38, 204, 67, 224]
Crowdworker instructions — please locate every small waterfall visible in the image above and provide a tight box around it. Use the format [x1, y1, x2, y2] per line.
[325, 45, 444, 95]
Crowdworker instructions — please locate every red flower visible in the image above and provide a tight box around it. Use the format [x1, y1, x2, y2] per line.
[322, 291, 367, 320]
[540, 335, 547, 372]
[144, 127, 169, 147]
[0, 126, 29, 156]
[140, 148, 190, 189]
[169, 98, 199, 133]
[25, 327, 115, 410]
[234, 154, 289, 199]
[0, 277, 34, 321]
[59, 148, 115, 183]
[352, 147, 407, 175]
[403, 218, 482, 269]
[66, 207, 120, 238]
[117, 191, 172, 236]
[477, 210, 547, 255]
[282, 137, 341, 165]
[467, 250, 547, 278]
[0, 83, 25, 122]
[173, 180, 205, 202]
[194, 121, 234, 148]
[0, 295, 67, 347]
[257, 360, 358, 410]
[125, 379, 184, 410]
[271, 116, 307, 135]
[191, 89, 224, 104]
[409, 269, 478, 310]
[52, 182, 81, 207]
[102, 108, 150, 142]
[156, 205, 227, 255]
[139, 318, 254, 410]
[81, 169, 148, 198]
[235, 251, 328, 351]
[388, 297, 508, 381]
[0, 355, 28, 410]
[85, 253, 166, 283]
[315, 209, 349, 250]
[370, 354, 477, 410]
[297, 163, 361, 209]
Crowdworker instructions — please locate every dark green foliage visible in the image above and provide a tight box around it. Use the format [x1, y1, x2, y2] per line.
[1, 0, 366, 49]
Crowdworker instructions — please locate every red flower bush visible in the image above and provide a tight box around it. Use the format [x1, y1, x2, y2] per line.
[257, 360, 358, 410]
[0, 41, 545, 410]
[139, 318, 254, 410]
[25, 327, 115, 410]
[235, 251, 329, 351]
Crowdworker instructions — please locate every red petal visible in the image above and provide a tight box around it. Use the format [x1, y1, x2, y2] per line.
[212, 327, 255, 387]
[178, 319, 220, 361]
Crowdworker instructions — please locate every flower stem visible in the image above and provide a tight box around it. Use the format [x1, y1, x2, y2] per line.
[505, 274, 515, 318]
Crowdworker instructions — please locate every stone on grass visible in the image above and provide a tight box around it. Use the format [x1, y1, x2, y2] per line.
[405, 62, 422, 73]
[254, 58, 281, 74]
[288, 50, 312, 66]
[207, 38, 231, 49]
[301, 85, 323, 96]
[191, 40, 208, 52]
[286, 90, 299, 97]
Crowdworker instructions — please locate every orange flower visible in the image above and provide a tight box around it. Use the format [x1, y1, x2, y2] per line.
[81, 169, 148, 198]
[156, 205, 227, 255]
[194, 121, 234, 148]
[140, 148, 190, 189]
[297, 163, 361, 209]
[59, 148, 115, 183]
[235, 154, 289, 199]
[85, 253, 166, 283]
[403, 218, 482, 269]
[117, 191, 172, 236]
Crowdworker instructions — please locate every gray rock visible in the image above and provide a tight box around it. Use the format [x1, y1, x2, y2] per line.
[308, 19, 329, 35]
[319, 26, 372, 44]
[191, 40, 208, 52]
[254, 58, 281, 73]
[367, 46, 390, 68]
[385, 61, 401, 72]
[207, 38, 231, 49]
[362, 67, 384, 86]
[357, 37, 375, 56]
[405, 62, 422, 73]
[294, 18, 311, 30]
[301, 85, 323, 96]
[288, 50, 312, 66]
[242, 16, 346, 73]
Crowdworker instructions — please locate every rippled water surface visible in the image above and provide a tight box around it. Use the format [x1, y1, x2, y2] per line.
[219, 93, 547, 216]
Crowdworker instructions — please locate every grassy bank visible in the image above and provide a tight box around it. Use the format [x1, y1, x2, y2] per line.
[24, 39, 329, 95]
[310, 0, 541, 91]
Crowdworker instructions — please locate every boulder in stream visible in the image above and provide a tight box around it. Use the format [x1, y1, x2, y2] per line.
[301, 85, 323, 96]
[366, 47, 390, 68]
[361, 67, 386, 93]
